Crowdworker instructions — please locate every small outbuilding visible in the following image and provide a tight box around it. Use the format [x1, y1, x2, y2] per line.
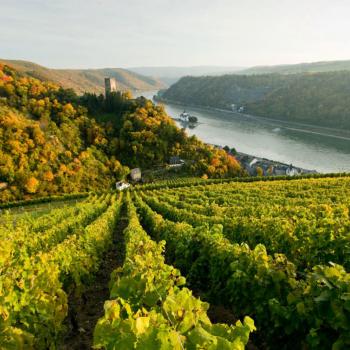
[130, 168, 142, 182]
[116, 181, 130, 191]
[169, 156, 185, 168]
[274, 167, 287, 176]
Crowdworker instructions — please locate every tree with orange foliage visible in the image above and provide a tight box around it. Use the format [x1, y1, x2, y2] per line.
[43, 171, 54, 182]
[25, 177, 39, 193]
[211, 157, 220, 167]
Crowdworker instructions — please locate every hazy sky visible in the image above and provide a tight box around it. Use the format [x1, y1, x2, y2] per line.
[1, 0, 350, 69]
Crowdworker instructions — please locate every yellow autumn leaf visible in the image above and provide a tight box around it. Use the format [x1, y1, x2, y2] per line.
[135, 316, 150, 335]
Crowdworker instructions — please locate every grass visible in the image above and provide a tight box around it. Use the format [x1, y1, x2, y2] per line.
[0, 198, 84, 223]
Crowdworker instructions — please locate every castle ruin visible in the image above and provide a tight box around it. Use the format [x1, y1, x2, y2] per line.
[104, 77, 117, 95]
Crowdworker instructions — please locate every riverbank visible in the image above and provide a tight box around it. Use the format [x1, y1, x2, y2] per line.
[153, 96, 350, 173]
[155, 96, 350, 141]
[206, 141, 317, 176]
[235, 151, 317, 176]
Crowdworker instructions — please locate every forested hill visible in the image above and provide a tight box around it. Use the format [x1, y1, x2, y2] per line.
[0, 59, 165, 94]
[161, 74, 289, 107]
[240, 59, 350, 75]
[161, 71, 350, 130]
[0, 64, 241, 202]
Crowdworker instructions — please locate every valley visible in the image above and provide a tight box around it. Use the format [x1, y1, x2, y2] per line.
[137, 90, 350, 173]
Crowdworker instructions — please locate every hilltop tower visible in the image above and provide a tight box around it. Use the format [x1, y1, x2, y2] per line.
[104, 77, 117, 95]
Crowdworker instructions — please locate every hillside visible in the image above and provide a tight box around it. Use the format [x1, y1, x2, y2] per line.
[2, 64, 350, 350]
[4, 174, 350, 349]
[240, 59, 350, 75]
[160, 74, 289, 106]
[0, 63, 241, 202]
[0, 59, 165, 94]
[247, 71, 350, 128]
[161, 71, 350, 130]
[135, 175, 350, 349]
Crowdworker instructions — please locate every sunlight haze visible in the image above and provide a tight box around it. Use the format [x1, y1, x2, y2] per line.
[1, 0, 350, 68]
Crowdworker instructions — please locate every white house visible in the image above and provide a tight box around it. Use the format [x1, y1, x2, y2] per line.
[286, 165, 299, 176]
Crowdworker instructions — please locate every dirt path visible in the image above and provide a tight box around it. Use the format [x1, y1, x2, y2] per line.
[60, 203, 128, 350]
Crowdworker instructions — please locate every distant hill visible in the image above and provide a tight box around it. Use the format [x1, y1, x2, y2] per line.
[240, 60, 350, 75]
[0, 59, 165, 94]
[128, 66, 244, 85]
[160, 71, 350, 130]
[161, 74, 289, 107]
[130, 60, 350, 86]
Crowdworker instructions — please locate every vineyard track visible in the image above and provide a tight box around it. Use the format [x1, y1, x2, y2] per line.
[59, 201, 128, 350]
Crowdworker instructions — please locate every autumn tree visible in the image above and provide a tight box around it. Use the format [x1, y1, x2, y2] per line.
[25, 177, 39, 193]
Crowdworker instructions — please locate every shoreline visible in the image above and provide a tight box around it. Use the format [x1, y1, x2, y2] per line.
[155, 97, 350, 140]
[209, 145, 318, 176]
[234, 151, 317, 176]
[154, 96, 323, 174]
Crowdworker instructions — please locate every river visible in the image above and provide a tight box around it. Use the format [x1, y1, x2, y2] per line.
[136, 91, 350, 173]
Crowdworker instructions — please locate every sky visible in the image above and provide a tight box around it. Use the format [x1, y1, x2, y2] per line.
[1, 0, 350, 69]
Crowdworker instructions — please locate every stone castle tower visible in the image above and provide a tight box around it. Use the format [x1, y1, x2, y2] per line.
[104, 77, 117, 95]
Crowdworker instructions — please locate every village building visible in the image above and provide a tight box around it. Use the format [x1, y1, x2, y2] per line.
[236, 152, 317, 177]
[169, 156, 185, 167]
[274, 167, 287, 176]
[286, 164, 300, 176]
[130, 168, 142, 182]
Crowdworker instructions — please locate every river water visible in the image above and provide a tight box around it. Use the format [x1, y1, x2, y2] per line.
[136, 91, 350, 173]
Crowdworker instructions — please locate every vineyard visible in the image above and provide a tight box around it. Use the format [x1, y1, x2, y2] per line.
[1, 175, 350, 349]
